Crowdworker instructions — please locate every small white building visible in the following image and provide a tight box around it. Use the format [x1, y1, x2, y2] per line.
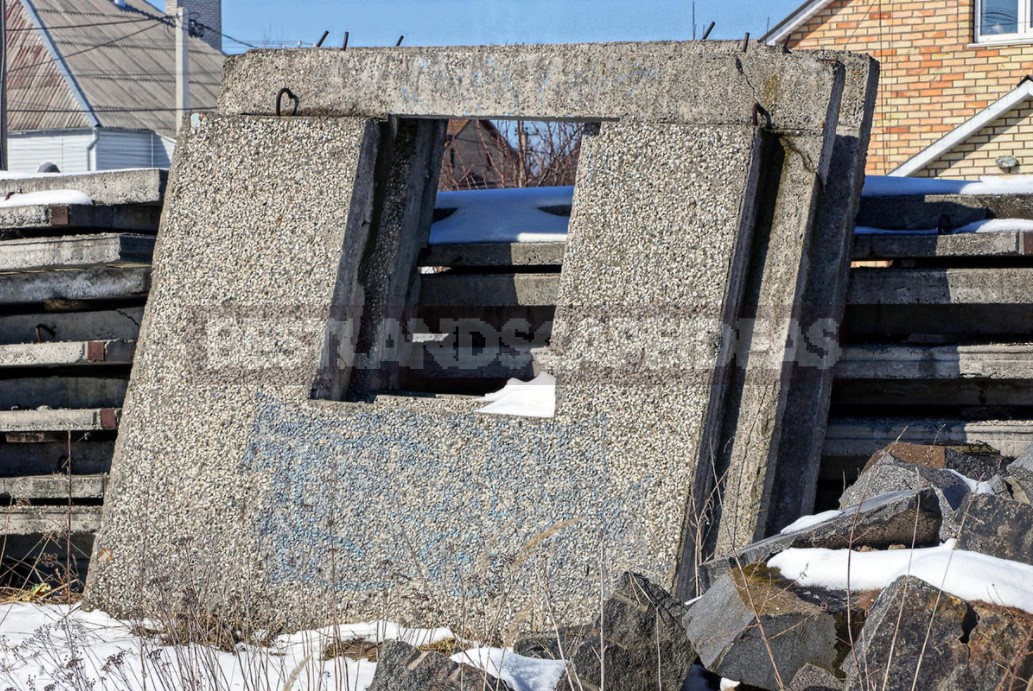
[7, 0, 224, 174]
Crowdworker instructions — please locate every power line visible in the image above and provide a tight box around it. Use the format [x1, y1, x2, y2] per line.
[190, 20, 258, 49]
[7, 15, 167, 32]
[9, 21, 168, 74]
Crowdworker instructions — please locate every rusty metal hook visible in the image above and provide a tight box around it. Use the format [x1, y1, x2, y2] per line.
[752, 103, 770, 128]
[275, 87, 299, 116]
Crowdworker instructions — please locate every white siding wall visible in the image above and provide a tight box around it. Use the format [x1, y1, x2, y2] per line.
[8, 129, 95, 174]
[7, 128, 173, 174]
[95, 129, 171, 170]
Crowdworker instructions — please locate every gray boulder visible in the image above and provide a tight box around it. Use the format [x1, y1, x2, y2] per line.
[867, 441, 1005, 481]
[367, 641, 514, 691]
[684, 567, 837, 690]
[845, 576, 1033, 691]
[839, 458, 971, 538]
[955, 493, 1033, 566]
[1006, 446, 1033, 504]
[701, 489, 940, 589]
[514, 572, 694, 690]
[1004, 474, 1033, 504]
[788, 663, 843, 691]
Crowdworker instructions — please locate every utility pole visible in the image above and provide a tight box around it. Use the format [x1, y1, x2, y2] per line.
[1, 0, 9, 170]
[175, 6, 189, 132]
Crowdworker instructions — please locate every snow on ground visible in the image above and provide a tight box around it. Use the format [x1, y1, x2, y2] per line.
[0, 603, 570, 691]
[430, 186, 571, 244]
[476, 372, 556, 418]
[862, 174, 1033, 196]
[769, 539, 1033, 614]
[451, 647, 566, 691]
[0, 189, 93, 208]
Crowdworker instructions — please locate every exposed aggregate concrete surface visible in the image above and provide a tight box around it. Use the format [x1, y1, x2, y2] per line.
[86, 43, 863, 631]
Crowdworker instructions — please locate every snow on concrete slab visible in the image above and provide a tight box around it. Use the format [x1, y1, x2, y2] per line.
[778, 509, 843, 535]
[863, 174, 1033, 197]
[476, 372, 556, 418]
[855, 218, 1033, 235]
[769, 539, 1033, 614]
[430, 186, 571, 244]
[0, 189, 92, 208]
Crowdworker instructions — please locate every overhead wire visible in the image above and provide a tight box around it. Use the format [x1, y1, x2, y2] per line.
[9, 20, 168, 74]
[6, 15, 167, 32]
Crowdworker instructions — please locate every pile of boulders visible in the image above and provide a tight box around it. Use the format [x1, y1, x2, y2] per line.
[367, 441, 1033, 690]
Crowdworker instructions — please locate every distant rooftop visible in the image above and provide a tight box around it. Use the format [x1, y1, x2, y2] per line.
[8, 0, 224, 137]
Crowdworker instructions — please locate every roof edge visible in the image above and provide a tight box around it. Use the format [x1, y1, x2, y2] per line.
[890, 80, 1033, 176]
[762, 0, 836, 45]
[19, 0, 101, 128]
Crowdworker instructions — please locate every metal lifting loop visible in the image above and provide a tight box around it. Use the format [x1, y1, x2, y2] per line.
[275, 87, 299, 116]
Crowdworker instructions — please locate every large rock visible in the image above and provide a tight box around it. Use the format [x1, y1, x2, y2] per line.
[1007, 446, 1033, 504]
[684, 567, 838, 690]
[955, 493, 1033, 566]
[514, 572, 694, 690]
[865, 441, 1006, 481]
[844, 576, 1033, 690]
[1004, 475, 1033, 505]
[788, 664, 843, 691]
[700, 489, 940, 589]
[367, 641, 514, 691]
[839, 457, 971, 537]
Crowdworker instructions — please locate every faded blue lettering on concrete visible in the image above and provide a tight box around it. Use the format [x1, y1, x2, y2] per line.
[241, 394, 651, 594]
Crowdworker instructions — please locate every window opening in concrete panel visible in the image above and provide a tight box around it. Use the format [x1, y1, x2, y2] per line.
[397, 119, 589, 397]
[322, 119, 592, 403]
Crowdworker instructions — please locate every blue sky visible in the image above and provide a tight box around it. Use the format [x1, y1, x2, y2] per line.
[210, 0, 805, 53]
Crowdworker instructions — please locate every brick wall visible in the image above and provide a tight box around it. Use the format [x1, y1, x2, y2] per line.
[166, 0, 221, 52]
[918, 100, 1033, 177]
[788, 0, 1033, 175]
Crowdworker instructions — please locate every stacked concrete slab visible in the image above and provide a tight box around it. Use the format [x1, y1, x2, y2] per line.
[85, 43, 877, 629]
[0, 169, 163, 576]
[819, 194, 1033, 506]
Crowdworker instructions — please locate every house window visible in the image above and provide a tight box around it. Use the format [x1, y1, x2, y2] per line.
[977, 0, 1031, 42]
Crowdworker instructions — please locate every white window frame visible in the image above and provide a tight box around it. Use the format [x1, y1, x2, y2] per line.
[976, 0, 1033, 44]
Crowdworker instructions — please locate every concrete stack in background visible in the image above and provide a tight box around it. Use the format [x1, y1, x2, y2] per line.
[0, 169, 164, 578]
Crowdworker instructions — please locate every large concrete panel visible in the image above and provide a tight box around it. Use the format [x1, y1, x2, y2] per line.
[87, 44, 853, 629]
[760, 52, 879, 537]
[219, 43, 843, 130]
[0, 170, 166, 207]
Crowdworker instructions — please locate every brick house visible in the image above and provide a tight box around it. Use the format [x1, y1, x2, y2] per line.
[438, 119, 521, 190]
[764, 0, 1033, 178]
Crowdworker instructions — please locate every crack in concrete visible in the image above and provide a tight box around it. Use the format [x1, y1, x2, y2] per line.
[115, 309, 141, 328]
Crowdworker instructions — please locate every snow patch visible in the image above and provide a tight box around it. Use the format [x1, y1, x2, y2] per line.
[945, 469, 998, 495]
[779, 509, 843, 535]
[451, 647, 567, 691]
[855, 218, 1033, 235]
[0, 604, 576, 690]
[476, 372, 556, 418]
[430, 186, 571, 244]
[769, 540, 1033, 614]
[0, 189, 93, 207]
